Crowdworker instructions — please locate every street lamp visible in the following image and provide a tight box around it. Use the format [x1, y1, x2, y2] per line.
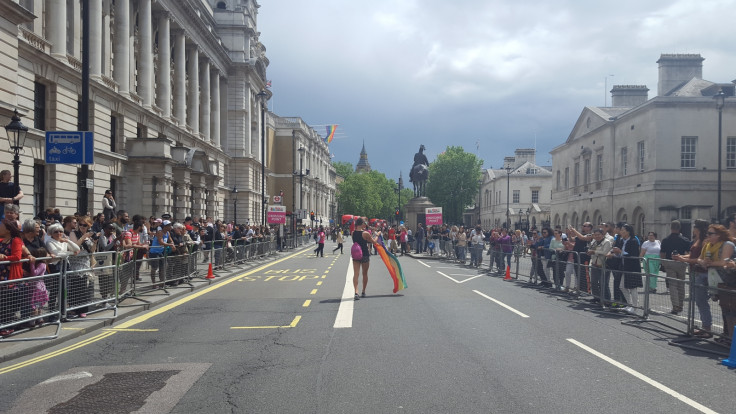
[257, 89, 268, 225]
[505, 166, 513, 229]
[477, 178, 482, 225]
[525, 208, 531, 232]
[715, 90, 726, 223]
[293, 145, 309, 230]
[4, 110, 28, 204]
[231, 186, 238, 224]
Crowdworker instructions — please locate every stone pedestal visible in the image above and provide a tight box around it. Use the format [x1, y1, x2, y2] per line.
[404, 196, 436, 231]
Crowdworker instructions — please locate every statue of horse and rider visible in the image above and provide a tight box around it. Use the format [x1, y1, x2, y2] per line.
[410, 144, 429, 197]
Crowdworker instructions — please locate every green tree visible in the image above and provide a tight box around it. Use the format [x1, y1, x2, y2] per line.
[337, 170, 401, 220]
[426, 146, 483, 224]
[332, 161, 354, 179]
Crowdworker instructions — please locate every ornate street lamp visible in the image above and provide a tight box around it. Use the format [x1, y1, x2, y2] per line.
[231, 186, 238, 224]
[715, 90, 726, 223]
[257, 90, 268, 224]
[4, 110, 29, 204]
[505, 166, 513, 229]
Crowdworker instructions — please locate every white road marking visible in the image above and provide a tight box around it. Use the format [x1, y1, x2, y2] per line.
[41, 371, 93, 384]
[473, 290, 530, 318]
[333, 261, 355, 328]
[437, 271, 484, 284]
[417, 260, 431, 268]
[437, 271, 460, 283]
[567, 338, 718, 414]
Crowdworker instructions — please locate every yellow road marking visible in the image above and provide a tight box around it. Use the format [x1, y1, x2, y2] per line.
[321, 275, 326, 279]
[0, 332, 116, 375]
[316, 281, 323, 286]
[103, 328, 159, 332]
[61, 327, 86, 331]
[303, 300, 311, 307]
[231, 315, 301, 329]
[0, 248, 310, 375]
[310, 289, 318, 295]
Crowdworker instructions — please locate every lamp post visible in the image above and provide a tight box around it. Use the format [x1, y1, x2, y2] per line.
[505, 166, 513, 229]
[4, 110, 28, 204]
[293, 145, 309, 234]
[231, 186, 238, 224]
[525, 208, 531, 232]
[477, 178, 483, 225]
[257, 90, 268, 225]
[715, 90, 726, 223]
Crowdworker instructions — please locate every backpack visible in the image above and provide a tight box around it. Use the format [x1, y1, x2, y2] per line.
[351, 243, 363, 260]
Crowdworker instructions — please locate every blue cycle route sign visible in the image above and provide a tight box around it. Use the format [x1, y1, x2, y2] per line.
[45, 131, 94, 164]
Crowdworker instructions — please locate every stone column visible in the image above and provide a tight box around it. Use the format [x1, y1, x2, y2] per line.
[48, 0, 67, 58]
[138, 0, 153, 108]
[210, 70, 221, 147]
[89, 0, 103, 77]
[156, 13, 171, 118]
[113, 0, 130, 96]
[199, 59, 211, 140]
[187, 47, 200, 133]
[173, 31, 187, 125]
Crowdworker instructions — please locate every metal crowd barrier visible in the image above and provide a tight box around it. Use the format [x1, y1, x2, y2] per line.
[64, 252, 118, 321]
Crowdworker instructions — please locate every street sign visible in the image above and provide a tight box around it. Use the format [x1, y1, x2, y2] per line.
[267, 205, 286, 224]
[273, 195, 282, 204]
[425, 207, 443, 226]
[45, 131, 94, 164]
[85, 179, 94, 189]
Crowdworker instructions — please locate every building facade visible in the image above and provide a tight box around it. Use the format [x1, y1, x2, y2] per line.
[550, 54, 735, 237]
[479, 148, 553, 231]
[0, 0, 276, 223]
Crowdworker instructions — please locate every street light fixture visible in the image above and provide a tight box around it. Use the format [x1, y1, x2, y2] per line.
[714, 90, 726, 223]
[477, 178, 483, 226]
[505, 166, 513, 229]
[257, 89, 268, 225]
[293, 145, 309, 229]
[231, 186, 238, 224]
[4, 110, 28, 204]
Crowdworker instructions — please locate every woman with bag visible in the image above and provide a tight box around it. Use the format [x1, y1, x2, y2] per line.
[352, 218, 377, 300]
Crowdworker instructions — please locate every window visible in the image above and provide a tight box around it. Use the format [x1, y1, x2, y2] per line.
[513, 190, 520, 204]
[564, 167, 569, 189]
[637, 141, 645, 172]
[556, 171, 561, 190]
[727, 137, 736, 169]
[681, 137, 697, 169]
[33, 82, 46, 130]
[531, 190, 539, 204]
[77, 99, 83, 130]
[33, 164, 45, 214]
[621, 147, 628, 176]
[596, 154, 603, 181]
[584, 158, 591, 184]
[110, 115, 118, 152]
[573, 162, 579, 187]
[681, 207, 692, 220]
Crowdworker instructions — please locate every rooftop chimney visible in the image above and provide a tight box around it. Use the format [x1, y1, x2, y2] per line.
[611, 85, 649, 107]
[657, 53, 704, 96]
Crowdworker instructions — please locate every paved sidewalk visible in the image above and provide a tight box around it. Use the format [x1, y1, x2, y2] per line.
[0, 251, 291, 364]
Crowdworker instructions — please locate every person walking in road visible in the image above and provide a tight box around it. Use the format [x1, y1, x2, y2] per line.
[314, 226, 326, 257]
[352, 218, 377, 300]
[332, 230, 343, 254]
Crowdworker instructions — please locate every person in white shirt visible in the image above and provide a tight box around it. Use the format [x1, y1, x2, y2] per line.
[640, 232, 661, 293]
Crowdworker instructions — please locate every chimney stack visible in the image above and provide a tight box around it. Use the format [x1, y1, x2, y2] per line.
[611, 85, 649, 107]
[656, 53, 704, 96]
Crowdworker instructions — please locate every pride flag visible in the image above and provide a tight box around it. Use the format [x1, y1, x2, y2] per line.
[325, 125, 338, 144]
[374, 241, 407, 293]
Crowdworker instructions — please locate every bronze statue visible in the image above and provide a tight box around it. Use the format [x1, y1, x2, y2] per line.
[410, 145, 429, 197]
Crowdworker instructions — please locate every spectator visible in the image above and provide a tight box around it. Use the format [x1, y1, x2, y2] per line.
[498, 228, 513, 274]
[568, 222, 593, 293]
[149, 220, 174, 288]
[0, 170, 23, 220]
[534, 228, 553, 287]
[101, 189, 116, 222]
[21, 219, 44, 251]
[588, 228, 612, 303]
[660, 220, 691, 315]
[614, 224, 642, 315]
[45, 222, 80, 321]
[640, 232, 661, 293]
[0, 219, 24, 333]
[674, 219, 710, 336]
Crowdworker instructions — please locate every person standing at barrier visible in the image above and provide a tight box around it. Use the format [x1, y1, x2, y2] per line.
[415, 223, 425, 254]
[568, 223, 593, 293]
[534, 228, 553, 286]
[605, 223, 627, 308]
[470, 226, 484, 267]
[614, 224, 642, 315]
[149, 221, 173, 289]
[101, 190, 116, 222]
[333, 230, 344, 254]
[97, 223, 120, 299]
[0, 219, 24, 333]
[456, 226, 467, 264]
[640, 232, 661, 293]
[588, 228, 612, 303]
[45, 223, 81, 322]
[673, 219, 711, 337]
[130, 220, 148, 282]
[499, 228, 513, 274]
[660, 220, 691, 315]
[549, 229, 566, 290]
[352, 218, 377, 300]
[701, 225, 735, 336]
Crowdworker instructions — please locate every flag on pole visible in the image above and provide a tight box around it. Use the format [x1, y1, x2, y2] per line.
[266, 80, 272, 88]
[325, 125, 338, 144]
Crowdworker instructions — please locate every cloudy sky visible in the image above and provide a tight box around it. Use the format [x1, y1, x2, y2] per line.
[258, 0, 736, 178]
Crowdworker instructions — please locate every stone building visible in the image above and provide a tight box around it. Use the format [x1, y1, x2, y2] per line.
[0, 0, 276, 223]
[550, 54, 735, 237]
[479, 148, 553, 230]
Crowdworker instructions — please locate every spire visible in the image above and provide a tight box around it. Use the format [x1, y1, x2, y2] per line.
[355, 140, 372, 173]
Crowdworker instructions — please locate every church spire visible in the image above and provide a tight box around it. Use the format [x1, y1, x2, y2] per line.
[355, 140, 372, 173]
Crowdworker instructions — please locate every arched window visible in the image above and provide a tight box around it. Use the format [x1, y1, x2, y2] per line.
[217, 2, 227, 9]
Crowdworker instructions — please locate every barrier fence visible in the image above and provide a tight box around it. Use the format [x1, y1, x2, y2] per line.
[0, 238, 279, 342]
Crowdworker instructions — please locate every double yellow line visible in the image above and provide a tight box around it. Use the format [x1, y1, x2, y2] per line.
[0, 249, 307, 376]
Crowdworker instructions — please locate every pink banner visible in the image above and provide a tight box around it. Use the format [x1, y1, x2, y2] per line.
[425, 207, 443, 226]
[267, 205, 286, 224]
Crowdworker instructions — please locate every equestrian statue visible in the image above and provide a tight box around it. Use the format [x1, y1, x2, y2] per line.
[409, 144, 429, 197]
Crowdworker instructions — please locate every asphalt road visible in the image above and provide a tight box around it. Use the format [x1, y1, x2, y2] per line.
[0, 246, 733, 414]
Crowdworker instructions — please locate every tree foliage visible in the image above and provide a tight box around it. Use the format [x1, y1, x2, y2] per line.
[426, 146, 483, 224]
[332, 161, 354, 179]
[337, 170, 408, 220]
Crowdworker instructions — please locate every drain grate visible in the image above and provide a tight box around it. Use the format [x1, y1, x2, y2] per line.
[48, 370, 180, 414]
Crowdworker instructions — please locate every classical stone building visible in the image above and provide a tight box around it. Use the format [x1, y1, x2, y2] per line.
[0, 0, 276, 223]
[479, 148, 553, 230]
[550, 54, 735, 237]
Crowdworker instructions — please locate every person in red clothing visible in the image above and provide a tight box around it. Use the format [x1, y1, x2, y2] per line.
[0, 218, 24, 333]
[388, 225, 397, 253]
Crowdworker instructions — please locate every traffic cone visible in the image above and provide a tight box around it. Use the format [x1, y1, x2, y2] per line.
[206, 263, 215, 279]
[504, 265, 512, 280]
[722, 325, 736, 367]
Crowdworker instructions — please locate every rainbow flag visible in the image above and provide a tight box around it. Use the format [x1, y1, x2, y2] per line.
[325, 125, 338, 144]
[374, 241, 407, 293]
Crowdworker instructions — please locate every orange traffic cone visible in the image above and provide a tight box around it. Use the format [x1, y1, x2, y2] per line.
[206, 263, 215, 279]
[504, 265, 512, 280]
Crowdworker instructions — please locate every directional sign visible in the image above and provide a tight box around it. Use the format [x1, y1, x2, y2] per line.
[45, 131, 94, 164]
[425, 207, 443, 226]
[267, 205, 286, 224]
